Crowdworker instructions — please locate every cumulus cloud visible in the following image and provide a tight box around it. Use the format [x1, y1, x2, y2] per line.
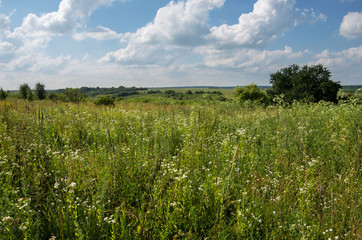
[339, 12, 362, 39]
[209, 0, 299, 49]
[102, 0, 226, 64]
[12, 0, 116, 38]
[102, 0, 326, 66]
[313, 46, 362, 82]
[0, 0, 120, 72]
[315, 46, 362, 67]
[73, 26, 122, 41]
[200, 46, 304, 70]
[0, 13, 10, 36]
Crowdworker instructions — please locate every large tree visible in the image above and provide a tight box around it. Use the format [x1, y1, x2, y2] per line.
[268, 64, 341, 103]
[19, 83, 31, 100]
[0, 87, 7, 100]
[35, 82, 46, 100]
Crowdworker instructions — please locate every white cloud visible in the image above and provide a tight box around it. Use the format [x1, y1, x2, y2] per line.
[12, 0, 116, 38]
[313, 46, 362, 82]
[102, 0, 325, 66]
[314, 46, 362, 67]
[209, 0, 299, 49]
[0, 0, 120, 72]
[339, 12, 362, 39]
[200, 46, 304, 70]
[0, 13, 10, 36]
[74, 26, 122, 41]
[102, 0, 226, 64]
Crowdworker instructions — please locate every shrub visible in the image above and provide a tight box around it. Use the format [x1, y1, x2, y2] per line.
[94, 95, 115, 106]
[234, 84, 269, 104]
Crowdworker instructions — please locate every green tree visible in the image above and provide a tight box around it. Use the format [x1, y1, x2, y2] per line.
[19, 83, 31, 99]
[268, 64, 341, 103]
[234, 84, 269, 104]
[0, 87, 7, 100]
[34, 82, 46, 100]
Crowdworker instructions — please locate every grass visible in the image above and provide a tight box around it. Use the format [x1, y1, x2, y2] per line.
[0, 99, 360, 239]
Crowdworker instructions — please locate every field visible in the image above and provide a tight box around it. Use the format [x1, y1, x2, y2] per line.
[0, 99, 361, 239]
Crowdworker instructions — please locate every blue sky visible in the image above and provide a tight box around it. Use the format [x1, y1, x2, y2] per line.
[0, 0, 361, 89]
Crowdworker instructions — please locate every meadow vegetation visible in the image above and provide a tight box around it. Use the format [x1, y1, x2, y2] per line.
[0, 97, 360, 239]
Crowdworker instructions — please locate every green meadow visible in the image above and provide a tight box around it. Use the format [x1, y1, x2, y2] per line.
[0, 99, 360, 239]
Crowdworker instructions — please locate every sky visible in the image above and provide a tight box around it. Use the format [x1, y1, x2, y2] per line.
[0, 0, 362, 90]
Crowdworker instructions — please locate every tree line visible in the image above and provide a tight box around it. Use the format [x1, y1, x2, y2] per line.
[0, 64, 355, 104]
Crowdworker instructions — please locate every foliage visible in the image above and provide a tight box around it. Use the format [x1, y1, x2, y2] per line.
[34, 83, 46, 100]
[59, 88, 85, 103]
[26, 88, 33, 101]
[19, 84, 31, 100]
[147, 90, 161, 94]
[0, 88, 7, 100]
[268, 64, 341, 103]
[54, 86, 147, 98]
[94, 95, 115, 106]
[0, 99, 360, 239]
[234, 84, 269, 104]
[48, 92, 60, 101]
[165, 90, 176, 95]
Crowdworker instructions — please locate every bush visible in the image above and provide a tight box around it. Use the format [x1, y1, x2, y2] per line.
[234, 84, 269, 104]
[94, 95, 115, 106]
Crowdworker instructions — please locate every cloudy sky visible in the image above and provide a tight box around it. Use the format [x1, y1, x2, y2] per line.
[0, 0, 361, 89]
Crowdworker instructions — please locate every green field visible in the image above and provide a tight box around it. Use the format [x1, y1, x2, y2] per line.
[0, 99, 361, 239]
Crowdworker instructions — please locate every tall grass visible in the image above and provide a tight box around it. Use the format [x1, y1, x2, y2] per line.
[0, 99, 360, 239]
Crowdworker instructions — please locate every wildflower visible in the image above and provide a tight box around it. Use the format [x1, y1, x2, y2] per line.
[19, 223, 27, 231]
[69, 182, 76, 188]
[2, 216, 12, 223]
[54, 182, 59, 189]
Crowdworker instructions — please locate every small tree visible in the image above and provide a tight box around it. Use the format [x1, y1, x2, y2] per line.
[0, 87, 7, 100]
[35, 82, 46, 100]
[19, 83, 31, 99]
[234, 84, 269, 104]
[268, 64, 341, 103]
